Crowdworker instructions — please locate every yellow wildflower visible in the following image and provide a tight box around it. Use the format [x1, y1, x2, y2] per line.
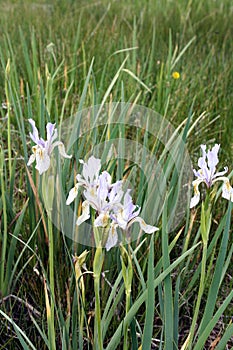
[172, 71, 180, 79]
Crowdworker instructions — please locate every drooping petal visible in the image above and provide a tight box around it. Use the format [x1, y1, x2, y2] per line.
[105, 223, 118, 251]
[221, 180, 233, 202]
[27, 152, 36, 166]
[35, 148, 51, 175]
[58, 142, 72, 158]
[190, 192, 200, 208]
[76, 200, 90, 225]
[128, 216, 159, 234]
[66, 184, 79, 205]
[190, 181, 201, 208]
[50, 141, 72, 158]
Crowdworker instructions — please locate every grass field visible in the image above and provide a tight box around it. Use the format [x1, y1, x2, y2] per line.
[0, 1, 233, 349]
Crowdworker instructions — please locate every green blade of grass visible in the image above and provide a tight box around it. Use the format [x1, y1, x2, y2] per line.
[193, 290, 233, 350]
[215, 323, 233, 350]
[0, 309, 37, 350]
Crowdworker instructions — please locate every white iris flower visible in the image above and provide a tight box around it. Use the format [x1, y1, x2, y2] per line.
[190, 144, 233, 208]
[27, 119, 71, 174]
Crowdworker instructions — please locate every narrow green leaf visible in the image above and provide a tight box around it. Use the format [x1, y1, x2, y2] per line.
[106, 243, 200, 350]
[215, 323, 233, 350]
[162, 199, 174, 349]
[193, 290, 233, 350]
[142, 233, 155, 350]
[0, 309, 37, 350]
[198, 202, 232, 335]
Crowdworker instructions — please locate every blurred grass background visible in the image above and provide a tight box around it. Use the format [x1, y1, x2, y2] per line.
[0, 0, 232, 158]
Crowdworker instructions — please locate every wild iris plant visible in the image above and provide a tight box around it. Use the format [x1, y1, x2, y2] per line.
[27, 119, 72, 174]
[66, 156, 158, 250]
[187, 144, 233, 349]
[190, 144, 233, 208]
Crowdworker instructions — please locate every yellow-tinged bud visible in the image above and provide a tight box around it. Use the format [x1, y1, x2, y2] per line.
[42, 174, 55, 212]
[73, 250, 89, 281]
[93, 246, 104, 278]
[5, 58, 10, 77]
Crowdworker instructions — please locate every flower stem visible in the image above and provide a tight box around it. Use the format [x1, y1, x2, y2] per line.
[47, 218, 56, 350]
[93, 231, 104, 350]
[94, 271, 103, 350]
[123, 290, 131, 350]
[187, 200, 211, 349]
[5, 59, 12, 179]
[120, 245, 133, 350]
[187, 241, 207, 349]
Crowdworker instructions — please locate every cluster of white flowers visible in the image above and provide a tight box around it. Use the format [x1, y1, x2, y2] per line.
[27, 120, 158, 250]
[66, 156, 158, 250]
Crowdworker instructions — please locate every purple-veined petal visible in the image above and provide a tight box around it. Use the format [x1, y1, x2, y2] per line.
[97, 171, 111, 202]
[212, 166, 228, 179]
[66, 184, 80, 205]
[207, 144, 220, 173]
[193, 168, 203, 179]
[29, 119, 39, 143]
[123, 190, 136, 218]
[197, 144, 210, 182]
[108, 180, 124, 203]
[76, 200, 90, 225]
[82, 156, 101, 185]
[46, 122, 56, 141]
[105, 223, 118, 251]
[29, 119, 46, 147]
